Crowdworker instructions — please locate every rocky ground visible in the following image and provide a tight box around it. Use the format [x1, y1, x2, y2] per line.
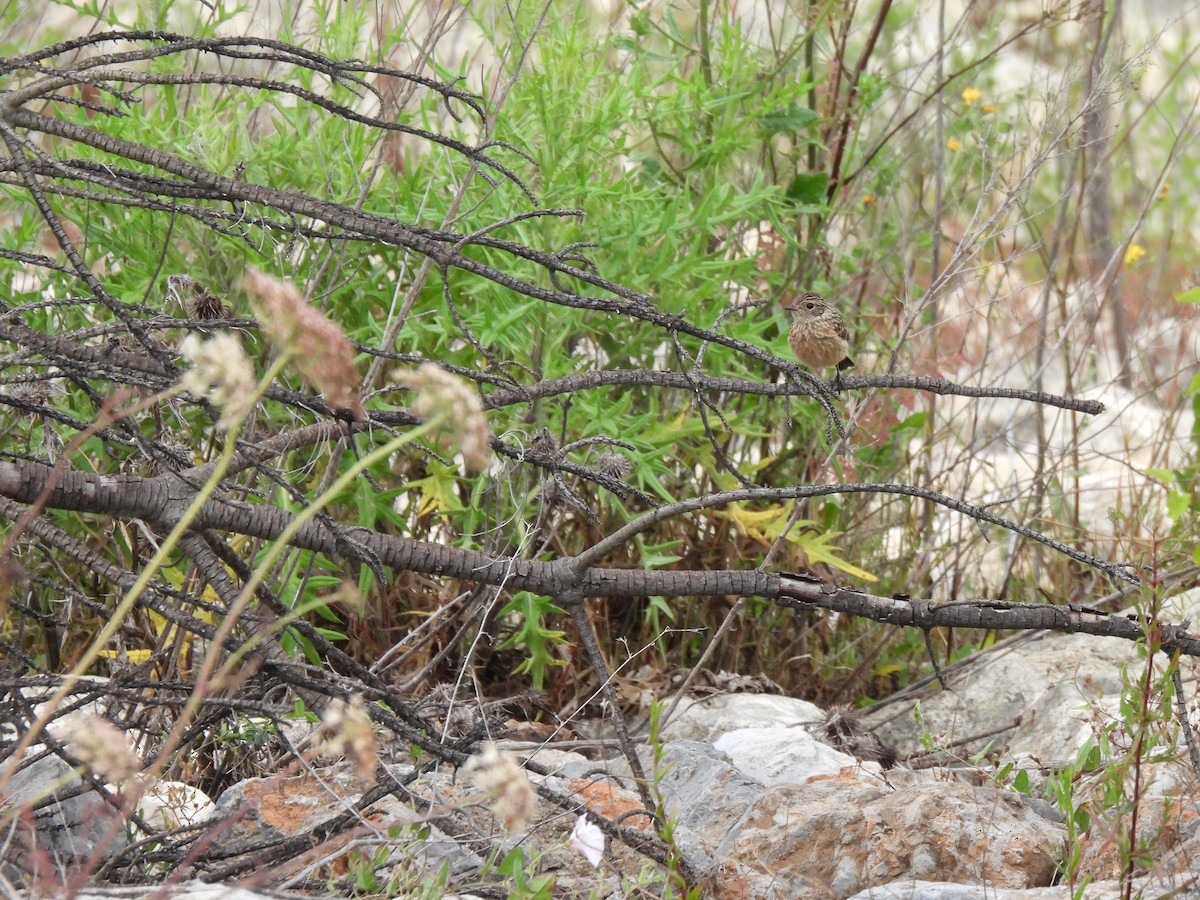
[6, 589, 1200, 898]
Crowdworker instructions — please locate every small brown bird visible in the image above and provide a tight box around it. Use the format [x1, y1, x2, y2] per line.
[782, 292, 854, 389]
[818, 705, 898, 770]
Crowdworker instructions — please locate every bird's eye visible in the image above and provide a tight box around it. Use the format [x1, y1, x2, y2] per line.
[805, 302, 816, 310]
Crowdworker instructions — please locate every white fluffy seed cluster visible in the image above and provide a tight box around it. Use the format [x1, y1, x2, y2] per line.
[64, 715, 141, 784]
[179, 332, 256, 431]
[398, 364, 491, 474]
[463, 742, 536, 832]
[320, 695, 379, 784]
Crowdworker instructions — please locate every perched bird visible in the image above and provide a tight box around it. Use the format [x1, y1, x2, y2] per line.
[782, 292, 854, 389]
[818, 705, 898, 770]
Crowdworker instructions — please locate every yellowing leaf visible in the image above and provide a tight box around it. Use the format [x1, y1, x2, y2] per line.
[159, 568, 219, 626]
[794, 529, 879, 581]
[715, 507, 877, 581]
[716, 504, 791, 543]
[400, 463, 465, 518]
[99, 648, 153, 663]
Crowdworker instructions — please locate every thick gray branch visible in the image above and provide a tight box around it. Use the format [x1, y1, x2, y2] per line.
[482, 370, 1105, 415]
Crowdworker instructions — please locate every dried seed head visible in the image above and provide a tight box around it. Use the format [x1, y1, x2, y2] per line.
[594, 451, 631, 481]
[191, 288, 227, 321]
[167, 274, 228, 320]
[145, 439, 193, 474]
[166, 274, 194, 309]
[464, 742, 536, 832]
[179, 332, 257, 431]
[5, 371, 65, 407]
[64, 716, 141, 784]
[539, 478, 562, 508]
[240, 269, 364, 420]
[396, 364, 491, 474]
[530, 427, 558, 457]
[6, 382, 45, 406]
[321, 696, 378, 784]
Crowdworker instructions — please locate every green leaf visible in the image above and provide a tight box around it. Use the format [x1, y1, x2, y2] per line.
[1176, 288, 1200, 304]
[887, 413, 928, 436]
[1073, 808, 1091, 833]
[786, 172, 828, 206]
[647, 595, 674, 620]
[760, 105, 819, 134]
[1167, 490, 1191, 520]
[1013, 768, 1030, 794]
[1143, 467, 1175, 483]
[497, 592, 567, 689]
[636, 536, 684, 567]
[498, 849, 528, 878]
[629, 8, 650, 37]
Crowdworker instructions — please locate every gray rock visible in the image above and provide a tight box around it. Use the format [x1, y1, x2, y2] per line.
[843, 878, 1172, 899]
[661, 693, 823, 743]
[2, 749, 132, 864]
[209, 764, 483, 883]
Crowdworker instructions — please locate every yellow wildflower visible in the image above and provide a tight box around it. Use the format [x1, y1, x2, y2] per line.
[947, 138, 962, 152]
[862, 195, 875, 206]
[1124, 244, 1146, 266]
[961, 86, 983, 105]
[1158, 183, 1170, 199]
